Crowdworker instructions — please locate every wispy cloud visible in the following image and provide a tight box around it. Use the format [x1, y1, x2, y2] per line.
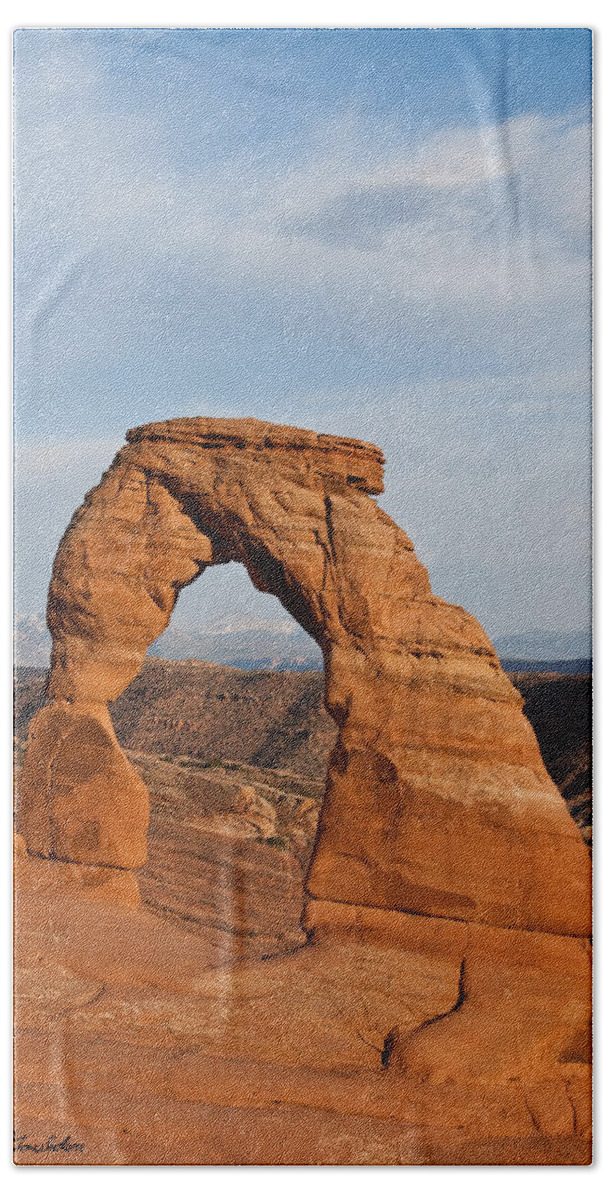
[15, 39, 590, 324]
[13, 30, 592, 638]
[14, 435, 124, 482]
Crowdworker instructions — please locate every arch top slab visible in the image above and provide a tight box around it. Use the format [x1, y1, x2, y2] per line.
[125, 415, 386, 496]
[19, 417, 590, 939]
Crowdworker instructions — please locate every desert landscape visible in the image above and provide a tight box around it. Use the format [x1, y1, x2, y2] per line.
[13, 417, 592, 1166]
[14, 657, 591, 965]
[12, 23, 594, 1171]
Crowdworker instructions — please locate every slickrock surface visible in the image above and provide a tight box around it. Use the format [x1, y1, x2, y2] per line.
[14, 841, 591, 1165]
[15, 417, 592, 1164]
[130, 750, 319, 956]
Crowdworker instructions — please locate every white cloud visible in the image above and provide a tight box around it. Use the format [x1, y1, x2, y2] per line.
[14, 435, 124, 483]
[16, 83, 591, 329]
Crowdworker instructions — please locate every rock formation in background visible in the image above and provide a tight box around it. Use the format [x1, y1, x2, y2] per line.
[17, 416, 591, 1104]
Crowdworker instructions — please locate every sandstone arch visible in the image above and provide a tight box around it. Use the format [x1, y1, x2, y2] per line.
[17, 415, 592, 1109]
[20, 416, 590, 940]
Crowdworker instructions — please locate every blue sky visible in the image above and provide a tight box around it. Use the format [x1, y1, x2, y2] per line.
[13, 28, 592, 639]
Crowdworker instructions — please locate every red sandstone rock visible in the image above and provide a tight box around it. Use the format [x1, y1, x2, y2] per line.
[14, 849, 591, 1165]
[15, 417, 592, 1163]
[19, 702, 149, 869]
[19, 416, 589, 936]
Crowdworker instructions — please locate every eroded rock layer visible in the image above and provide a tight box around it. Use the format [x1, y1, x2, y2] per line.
[16, 417, 592, 1162]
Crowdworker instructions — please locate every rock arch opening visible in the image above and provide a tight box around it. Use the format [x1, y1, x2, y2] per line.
[105, 560, 335, 956]
[149, 558, 323, 673]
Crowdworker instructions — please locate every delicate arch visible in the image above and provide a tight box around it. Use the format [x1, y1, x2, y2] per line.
[19, 417, 590, 939]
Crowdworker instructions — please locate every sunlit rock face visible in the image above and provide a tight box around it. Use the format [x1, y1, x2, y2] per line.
[19, 415, 589, 937]
[17, 417, 590, 1127]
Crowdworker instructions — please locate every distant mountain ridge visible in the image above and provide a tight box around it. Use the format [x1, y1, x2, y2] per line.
[14, 612, 591, 671]
[493, 630, 592, 661]
[14, 613, 50, 667]
[150, 620, 323, 670]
